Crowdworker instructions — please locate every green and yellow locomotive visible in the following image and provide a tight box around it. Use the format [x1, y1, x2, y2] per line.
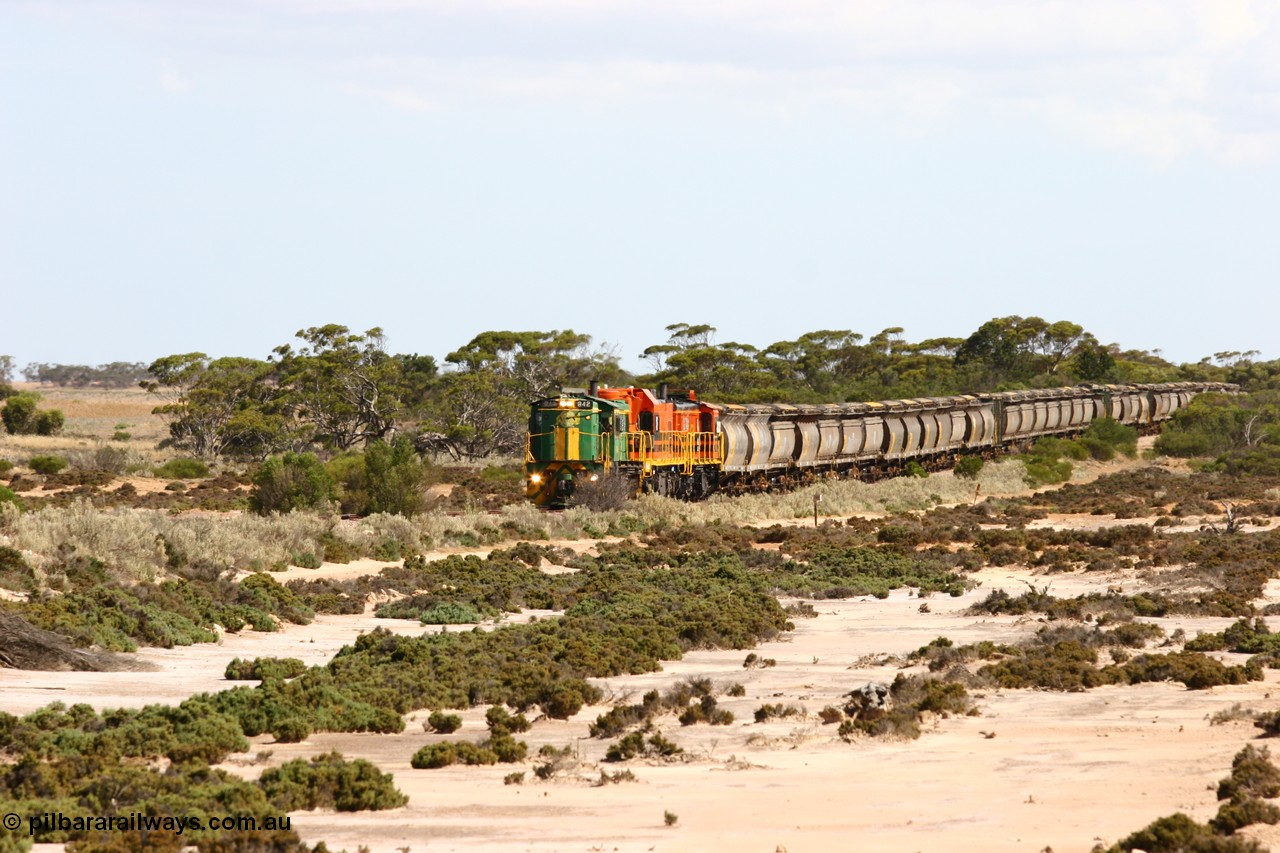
[525, 383, 723, 506]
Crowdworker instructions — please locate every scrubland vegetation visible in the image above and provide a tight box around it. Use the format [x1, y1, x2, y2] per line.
[4, 325, 1280, 852]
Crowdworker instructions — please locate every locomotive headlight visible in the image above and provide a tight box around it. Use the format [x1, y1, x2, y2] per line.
[529, 473, 542, 484]
[589, 474, 599, 482]
[558, 400, 574, 408]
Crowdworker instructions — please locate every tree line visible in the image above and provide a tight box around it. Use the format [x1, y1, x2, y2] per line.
[6, 316, 1278, 462]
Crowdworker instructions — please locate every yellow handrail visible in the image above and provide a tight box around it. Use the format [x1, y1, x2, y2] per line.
[530, 428, 723, 474]
[630, 431, 723, 473]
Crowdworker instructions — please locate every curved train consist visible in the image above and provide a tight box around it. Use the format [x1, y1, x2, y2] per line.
[524, 381, 1235, 506]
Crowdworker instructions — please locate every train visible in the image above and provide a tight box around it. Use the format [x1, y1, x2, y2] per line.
[524, 380, 1236, 507]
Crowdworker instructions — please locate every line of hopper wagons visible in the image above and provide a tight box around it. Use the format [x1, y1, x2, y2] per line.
[524, 381, 1236, 506]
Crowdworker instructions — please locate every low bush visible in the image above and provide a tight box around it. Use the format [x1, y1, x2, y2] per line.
[272, 718, 312, 743]
[1021, 440, 1075, 487]
[753, 703, 803, 723]
[427, 711, 463, 734]
[678, 695, 733, 726]
[485, 706, 531, 735]
[258, 751, 407, 812]
[1218, 745, 1280, 804]
[28, 455, 68, 476]
[1103, 811, 1264, 852]
[604, 730, 683, 762]
[953, 456, 984, 480]
[225, 657, 308, 681]
[1211, 797, 1280, 835]
[2, 393, 38, 434]
[1080, 418, 1138, 461]
[411, 735, 525, 769]
[1187, 618, 1280, 655]
[31, 410, 64, 436]
[418, 602, 483, 625]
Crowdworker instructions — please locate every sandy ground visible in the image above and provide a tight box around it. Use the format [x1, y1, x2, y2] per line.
[7, 547, 1280, 853]
[4, 441, 1277, 852]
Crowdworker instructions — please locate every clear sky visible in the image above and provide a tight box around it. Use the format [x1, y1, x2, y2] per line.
[2, 1, 1278, 373]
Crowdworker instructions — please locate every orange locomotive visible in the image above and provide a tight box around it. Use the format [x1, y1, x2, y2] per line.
[524, 383, 722, 506]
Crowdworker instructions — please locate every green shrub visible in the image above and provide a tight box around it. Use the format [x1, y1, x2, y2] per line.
[487, 732, 528, 763]
[427, 710, 463, 734]
[604, 731, 683, 762]
[1218, 744, 1280, 804]
[410, 734, 520, 769]
[904, 460, 928, 478]
[258, 750, 407, 812]
[225, 657, 307, 681]
[411, 742, 458, 769]
[363, 436, 430, 517]
[28, 455, 68, 475]
[1081, 418, 1138, 460]
[678, 695, 733, 726]
[953, 456, 984, 479]
[1255, 711, 1280, 737]
[153, 458, 211, 479]
[250, 452, 335, 514]
[542, 684, 588, 719]
[31, 410, 64, 436]
[419, 602, 482, 624]
[754, 703, 802, 723]
[1211, 797, 1280, 835]
[485, 706, 531, 735]
[0, 485, 20, 510]
[328, 436, 430, 517]
[1022, 456, 1073, 487]
[1106, 812, 1227, 853]
[1, 393, 38, 434]
[272, 717, 312, 743]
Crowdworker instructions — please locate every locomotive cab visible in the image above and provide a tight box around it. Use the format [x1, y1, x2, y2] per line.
[525, 391, 630, 507]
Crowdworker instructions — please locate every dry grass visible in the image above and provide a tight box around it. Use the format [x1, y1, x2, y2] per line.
[0, 457, 1062, 582]
[1, 385, 169, 469]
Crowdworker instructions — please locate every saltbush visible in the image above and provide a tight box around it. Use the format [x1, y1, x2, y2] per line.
[258, 751, 407, 812]
[225, 657, 308, 681]
[427, 710, 463, 734]
[28, 455, 68, 476]
[272, 717, 312, 743]
[1218, 745, 1280, 804]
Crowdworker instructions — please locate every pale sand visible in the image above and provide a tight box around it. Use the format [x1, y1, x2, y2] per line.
[6, 555, 1280, 853]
